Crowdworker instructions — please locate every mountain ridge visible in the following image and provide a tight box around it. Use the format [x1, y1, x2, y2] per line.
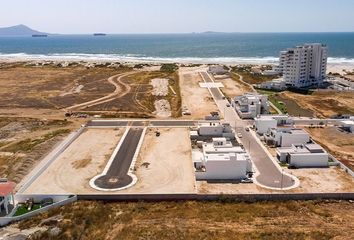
[0, 24, 48, 36]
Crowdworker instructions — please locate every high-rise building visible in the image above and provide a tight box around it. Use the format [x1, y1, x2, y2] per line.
[278, 43, 328, 88]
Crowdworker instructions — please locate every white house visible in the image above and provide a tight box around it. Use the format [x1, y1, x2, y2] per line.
[341, 118, 354, 133]
[196, 122, 235, 139]
[278, 43, 328, 88]
[276, 143, 328, 168]
[259, 78, 287, 91]
[266, 128, 310, 147]
[254, 115, 293, 134]
[193, 138, 252, 180]
[232, 93, 269, 119]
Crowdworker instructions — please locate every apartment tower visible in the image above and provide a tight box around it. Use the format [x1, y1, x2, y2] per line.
[278, 43, 328, 88]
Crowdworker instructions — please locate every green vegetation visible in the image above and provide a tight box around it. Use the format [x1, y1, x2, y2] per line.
[18, 200, 354, 240]
[231, 66, 279, 85]
[160, 63, 179, 73]
[3, 129, 70, 153]
[257, 89, 287, 114]
[14, 204, 41, 217]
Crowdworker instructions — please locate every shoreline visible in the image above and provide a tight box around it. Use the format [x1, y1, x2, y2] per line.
[1, 54, 354, 65]
[1, 56, 353, 74]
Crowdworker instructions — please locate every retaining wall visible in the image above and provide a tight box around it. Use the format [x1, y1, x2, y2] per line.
[0, 195, 77, 227]
[77, 193, 354, 202]
[17, 126, 85, 193]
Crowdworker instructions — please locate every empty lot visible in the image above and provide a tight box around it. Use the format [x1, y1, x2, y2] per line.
[179, 67, 218, 119]
[119, 128, 196, 194]
[23, 128, 124, 194]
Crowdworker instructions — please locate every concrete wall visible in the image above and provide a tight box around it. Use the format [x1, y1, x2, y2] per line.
[77, 193, 354, 202]
[0, 195, 77, 227]
[281, 133, 310, 147]
[199, 125, 223, 136]
[255, 119, 277, 134]
[290, 153, 328, 168]
[196, 159, 247, 180]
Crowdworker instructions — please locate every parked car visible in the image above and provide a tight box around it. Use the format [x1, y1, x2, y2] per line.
[237, 133, 242, 138]
[241, 178, 253, 184]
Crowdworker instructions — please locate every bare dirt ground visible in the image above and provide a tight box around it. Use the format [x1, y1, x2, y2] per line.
[214, 74, 248, 98]
[179, 67, 219, 119]
[0, 63, 181, 118]
[286, 167, 354, 193]
[197, 165, 354, 194]
[23, 128, 124, 194]
[306, 127, 354, 171]
[0, 64, 130, 110]
[327, 63, 354, 75]
[279, 90, 354, 118]
[119, 128, 196, 194]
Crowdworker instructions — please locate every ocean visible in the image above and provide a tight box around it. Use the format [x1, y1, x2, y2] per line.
[0, 32, 354, 64]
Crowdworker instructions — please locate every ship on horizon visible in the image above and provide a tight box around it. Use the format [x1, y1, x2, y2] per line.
[93, 33, 107, 36]
[32, 34, 48, 37]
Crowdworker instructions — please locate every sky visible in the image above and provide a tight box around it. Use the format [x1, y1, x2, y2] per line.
[1, 0, 354, 34]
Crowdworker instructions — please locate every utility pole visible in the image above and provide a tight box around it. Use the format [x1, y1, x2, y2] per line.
[281, 169, 284, 190]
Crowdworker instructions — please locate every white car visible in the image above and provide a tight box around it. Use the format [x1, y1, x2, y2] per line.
[237, 133, 242, 138]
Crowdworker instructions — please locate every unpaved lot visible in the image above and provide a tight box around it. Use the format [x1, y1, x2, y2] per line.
[23, 128, 124, 194]
[120, 128, 196, 194]
[197, 165, 354, 194]
[306, 127, 354, 171]
[279, 91, 354, 118]
[179, 67, 218, 119]
[286, 167, 354, 193]
[214, 75, 249, 98]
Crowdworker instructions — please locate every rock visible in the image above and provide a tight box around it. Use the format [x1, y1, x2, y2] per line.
[48, 227, 61, 237]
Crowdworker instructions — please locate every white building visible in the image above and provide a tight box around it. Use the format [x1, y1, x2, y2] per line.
[341, 117, 354, 133]
[208, 65, 229, 75]
[193, 138, 252, 180]
[278, 43, 328, 88]
[195, 122, 235, 139]
[259, 78, 287, 91]
[254, 115, 293, 134]
[276, 143, 328, 168]
[232, 93, 269, 119]
[266, 128, 310, 147]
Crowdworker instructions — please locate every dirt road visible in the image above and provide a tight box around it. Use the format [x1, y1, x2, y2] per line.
[66, 72, 135, 111]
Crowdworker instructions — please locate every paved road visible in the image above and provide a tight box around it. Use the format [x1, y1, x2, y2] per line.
[93, 128, 144, 189]
[200, 71, 296, 189]
[87, 120, 198, 127]
[200, 72, 224, 100]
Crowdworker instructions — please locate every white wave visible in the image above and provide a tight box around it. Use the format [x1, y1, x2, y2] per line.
[0, 52, 354, 65]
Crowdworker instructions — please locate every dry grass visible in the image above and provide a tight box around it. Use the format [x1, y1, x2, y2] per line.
[0, 64, 131, 109]
[306, 127, 354, 171]
[280, 91, 354, 118]
[0, 117, 73, 182]
[19, 200, 354, 239]
[72, 158, 92, 169]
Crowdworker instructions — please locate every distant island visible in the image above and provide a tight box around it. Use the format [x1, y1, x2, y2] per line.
[0, 24, 49, 36]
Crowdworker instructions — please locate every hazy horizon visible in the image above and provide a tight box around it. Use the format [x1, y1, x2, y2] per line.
[2, 0, 354, 34]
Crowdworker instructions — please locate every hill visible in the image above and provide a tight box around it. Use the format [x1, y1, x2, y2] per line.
[0, 24, 48, 36]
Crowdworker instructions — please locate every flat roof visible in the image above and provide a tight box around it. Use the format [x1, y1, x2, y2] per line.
[341, 120, 354, 125]
[0, 181, 15, 196]
[305, 143, 324, 151]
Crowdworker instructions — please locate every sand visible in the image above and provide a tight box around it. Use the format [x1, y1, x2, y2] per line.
[23, 128, 124, 194]
[179, 67, 219, 119]
[119, 128, 196, 194]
